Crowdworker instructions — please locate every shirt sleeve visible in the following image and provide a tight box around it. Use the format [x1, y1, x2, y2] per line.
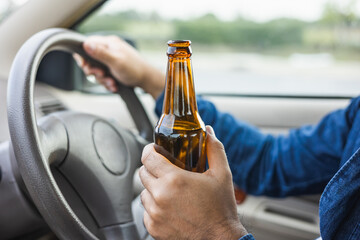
[239, 233, 255, 240]
[155, 93, 359, 197]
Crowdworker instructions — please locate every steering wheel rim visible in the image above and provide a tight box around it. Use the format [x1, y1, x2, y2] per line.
[7, 28, 148, 239]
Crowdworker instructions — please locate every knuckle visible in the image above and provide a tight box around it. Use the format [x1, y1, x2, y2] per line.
[140, 189, 146, 201]
[138, 166, 145, 179]
[141, 155, 147, 166]
[141, 144, 153, 165]
[140, 189, 152, 207]
[222, 168, 233, 182]
[152, 188, 169, 206]
[152, 189, 163, 204]
[166, 173, 179, 186]
[144, 216, 156, 236]
[214, 140, 225, 151]
[148, 205, 162, 222]
[166, 173, 185, 189]
[140, 192, 145, 205]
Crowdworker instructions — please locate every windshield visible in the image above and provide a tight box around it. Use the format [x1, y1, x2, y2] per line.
[0, 0, 29, 24]
[77, 0, 360, 98]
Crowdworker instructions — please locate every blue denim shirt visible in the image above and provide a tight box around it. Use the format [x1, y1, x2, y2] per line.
[155, 94, 360, 240]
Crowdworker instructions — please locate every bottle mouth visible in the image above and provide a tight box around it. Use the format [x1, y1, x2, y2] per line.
[167, 40, 191, 47]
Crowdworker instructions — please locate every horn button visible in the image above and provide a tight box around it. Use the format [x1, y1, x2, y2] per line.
[92, 120, 128, 175]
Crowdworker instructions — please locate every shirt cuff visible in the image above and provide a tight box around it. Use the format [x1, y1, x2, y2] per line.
[239, 233, 255, 240]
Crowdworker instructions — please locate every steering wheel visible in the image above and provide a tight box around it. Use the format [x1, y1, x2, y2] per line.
[7, 28, 152, 239]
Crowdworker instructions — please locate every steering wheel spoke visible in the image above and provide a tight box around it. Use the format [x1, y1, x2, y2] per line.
[38, 115, 68, 166]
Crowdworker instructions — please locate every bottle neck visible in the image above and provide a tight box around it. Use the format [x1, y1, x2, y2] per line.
[163, 56, 198, 117]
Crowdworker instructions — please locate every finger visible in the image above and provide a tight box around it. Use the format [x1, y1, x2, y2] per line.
[141, 143, 179, 178]
[91, 68, 105, 78]
[82, 64, 92, 75]
[83, 39, 116, 66]
[143, 209, 154, 235]
[139, 165, 157, 192]
[95, 76, 116, 92]
[141, 189, 156, 210]
[73, 53, 85, 67]
[103, 77, 116, 86]
[102, 77, 118, 92]
[94, 76, 106, 86]
[81, 63, 105, 78]
[141, 189, 159, 224]
[205, 126, 231, 173]
[108, 85, 118, 93]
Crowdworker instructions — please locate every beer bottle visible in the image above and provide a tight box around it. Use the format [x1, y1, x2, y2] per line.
[154, 40, 206, 173]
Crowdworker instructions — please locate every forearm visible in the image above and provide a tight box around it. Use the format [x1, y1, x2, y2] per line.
[140, 64, 165, 99]
[196, 97, 345, 196]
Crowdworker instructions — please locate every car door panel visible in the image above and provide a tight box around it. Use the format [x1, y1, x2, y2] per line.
[204, 95, 350, 240]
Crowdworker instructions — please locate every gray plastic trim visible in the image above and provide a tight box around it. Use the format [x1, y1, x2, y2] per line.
[0, 142, 46, 239]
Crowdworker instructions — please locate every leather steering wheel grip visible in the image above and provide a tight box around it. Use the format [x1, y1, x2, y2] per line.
[7, 28, 146, 239]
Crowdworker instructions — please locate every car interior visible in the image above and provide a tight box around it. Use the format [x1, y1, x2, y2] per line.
[0, 0, 359, 239]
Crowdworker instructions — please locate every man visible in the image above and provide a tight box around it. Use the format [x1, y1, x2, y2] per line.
[75, 36, 360, 240]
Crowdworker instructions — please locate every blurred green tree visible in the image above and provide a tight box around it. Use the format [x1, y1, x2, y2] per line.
[320, 1, 358, 26]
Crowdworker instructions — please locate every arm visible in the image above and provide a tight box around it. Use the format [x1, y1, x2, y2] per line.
[156, 93, 358, 197]
[75, 35, 355, 197]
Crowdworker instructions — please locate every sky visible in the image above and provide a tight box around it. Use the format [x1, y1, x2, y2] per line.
[100, 0, 360, 22]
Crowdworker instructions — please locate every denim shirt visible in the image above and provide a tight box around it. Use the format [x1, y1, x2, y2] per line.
[155, 94, 360, 240]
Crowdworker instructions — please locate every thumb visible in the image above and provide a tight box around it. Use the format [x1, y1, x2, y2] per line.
[83, 40, 116, 66]
[205, 126, 231, 174]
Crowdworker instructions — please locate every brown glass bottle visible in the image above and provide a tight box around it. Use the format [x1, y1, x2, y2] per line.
[154, 40, 206, 173]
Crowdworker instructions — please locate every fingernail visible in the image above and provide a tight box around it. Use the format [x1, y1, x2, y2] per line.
[206, 125, 215, 136]
[73, 54, 83, 66]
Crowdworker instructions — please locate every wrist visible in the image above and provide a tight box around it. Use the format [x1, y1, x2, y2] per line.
[209, 221, 248, 240]
[140, 63, 165, 99]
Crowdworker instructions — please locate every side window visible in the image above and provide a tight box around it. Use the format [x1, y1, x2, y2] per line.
[0, 0, 30, 23]
[77, 0, 360, 97]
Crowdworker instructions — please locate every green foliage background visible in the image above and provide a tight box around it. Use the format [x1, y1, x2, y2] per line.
[78, 2, 360, 60]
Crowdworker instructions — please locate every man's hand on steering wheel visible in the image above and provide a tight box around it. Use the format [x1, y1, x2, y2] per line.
[74, 35, 165, 99]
